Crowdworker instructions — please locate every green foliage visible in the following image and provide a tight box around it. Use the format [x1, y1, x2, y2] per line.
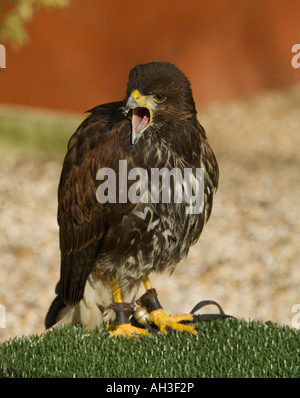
[0, 0, 70, 47]
[0, 106, 82, 159]
[0, 319, 299, 378]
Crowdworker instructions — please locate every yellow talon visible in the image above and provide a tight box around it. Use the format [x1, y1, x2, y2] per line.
[149, 308, 197, 335]
[108, 278, 197, 338]
[108, 323, 151, 338]
[109, 281, 152, 338]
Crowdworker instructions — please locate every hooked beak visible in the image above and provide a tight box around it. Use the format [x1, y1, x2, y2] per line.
[125, 90, 152, 144]
[124, 94, 139, 113]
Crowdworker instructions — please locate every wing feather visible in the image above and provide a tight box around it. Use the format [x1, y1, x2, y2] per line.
[57, 101, 126, 305]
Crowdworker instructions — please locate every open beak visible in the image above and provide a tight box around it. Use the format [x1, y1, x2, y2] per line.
[125, 90, 152, 144]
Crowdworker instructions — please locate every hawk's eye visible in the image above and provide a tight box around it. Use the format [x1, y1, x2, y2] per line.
[153, 94, 167, 103]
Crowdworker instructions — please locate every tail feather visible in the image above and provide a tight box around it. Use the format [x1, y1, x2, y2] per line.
[45, 295, 66, 329]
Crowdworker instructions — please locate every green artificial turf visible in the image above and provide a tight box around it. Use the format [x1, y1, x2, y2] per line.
[0, 318, 299, 378]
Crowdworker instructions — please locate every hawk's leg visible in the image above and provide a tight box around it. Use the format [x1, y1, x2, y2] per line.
[138, 277, 197, 336]
[107, 281, 151, 338]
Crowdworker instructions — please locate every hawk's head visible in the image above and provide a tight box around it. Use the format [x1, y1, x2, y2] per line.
[123, 62, 197, 144]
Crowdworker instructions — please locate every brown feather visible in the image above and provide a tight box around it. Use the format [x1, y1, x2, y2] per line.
[47, 62, 219, 326]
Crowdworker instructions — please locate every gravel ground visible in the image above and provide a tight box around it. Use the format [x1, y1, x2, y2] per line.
[0, 85, 299, 342]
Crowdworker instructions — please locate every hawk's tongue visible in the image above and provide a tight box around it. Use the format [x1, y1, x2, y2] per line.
[132, 107, 150, 144]
[134, 114, 149, 134]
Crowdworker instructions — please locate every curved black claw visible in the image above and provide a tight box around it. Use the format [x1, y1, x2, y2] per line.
[194, 327, 205, 338]
[165, 325, 173, 336]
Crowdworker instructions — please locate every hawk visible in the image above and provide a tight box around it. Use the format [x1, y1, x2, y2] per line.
[45, 62, 219, 337]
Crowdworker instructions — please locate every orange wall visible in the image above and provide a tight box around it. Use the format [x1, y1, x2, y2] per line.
[0, 0, 300, 112]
